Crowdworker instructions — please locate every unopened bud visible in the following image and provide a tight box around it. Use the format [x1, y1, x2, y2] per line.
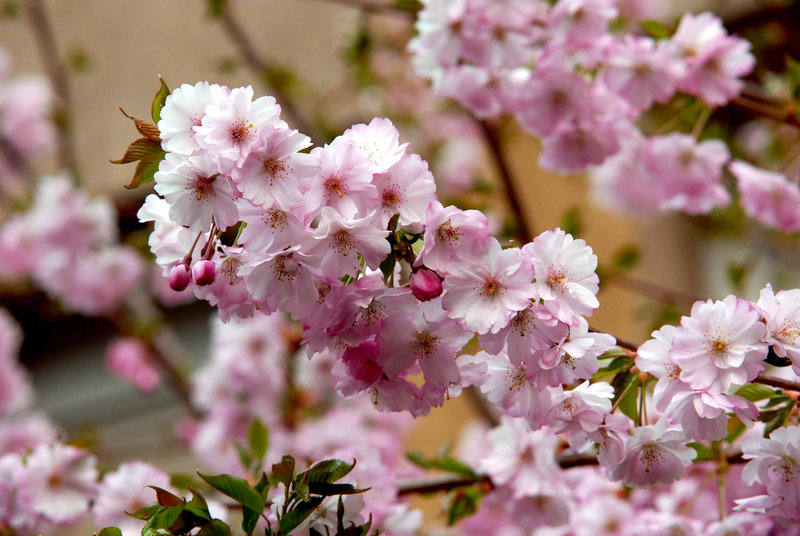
[168, 263, 192, 291]
[410, 268, 443, 302]
[192, 260, 216, 286]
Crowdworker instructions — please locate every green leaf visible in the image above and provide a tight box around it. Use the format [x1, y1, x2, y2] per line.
[234, 442, 254, 471]
[560, 207, 582, 237]
[734, 383, 777, 402]
[196, 519, 233, 536]
[126, 502, 161, 520]
[197, 473, 264, 515]
[207, 0, 226, 17]
[447, 488, 483, 526]
[151, 76, 170, 124]
[593, 354, 634, 380]
[303, 459, 355, 483]
[272, 455, 295, 487]
[764, 401, 796, 436]
[127, 148, 166, 189]
[278, 497, 324, 534]
[688, 441, 713, 461]
[612, 245, 641, 271]
[254, 472, 271, 501]
[242, 507, 259, 535]
[786, 56, 800, 100]
[143, 504, 184, 531]
[641, 20, 669, 39]
[96, 528, 123, 536]
[614, 374, 640, 423]
[184, 488, 212, 522]
[294, 478, 310, 501]
[379, 253, 396, 281]
[248, 418, 269, 462]
[308, 482, 370, 496]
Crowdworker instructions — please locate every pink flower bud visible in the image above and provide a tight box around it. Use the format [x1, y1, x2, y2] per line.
[410, 268, 443, 302]
[192, 260, 216, 286]
[168, 263, 192, 291]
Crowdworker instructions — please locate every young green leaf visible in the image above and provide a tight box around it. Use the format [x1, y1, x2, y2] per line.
[303, 458, 355, 483]
[143, 504, 184, 532]
[197, 472, 265, 515]
[277, 497, 324, 534]
[447, 488, 483, 526]
[96, 528, 123, 536]
[248, 418, 269, 462]
[196, 519, 233, 536]
[126, 502, 161, 520]
[151, 76, 170, 124]
[734, 383, 777, 402]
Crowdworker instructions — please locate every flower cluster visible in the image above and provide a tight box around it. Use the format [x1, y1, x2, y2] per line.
[0, 174, 144, 316]
[0, 48, 54, 192]
[408, 1, 768, 220]
[141, 81, 615, 419]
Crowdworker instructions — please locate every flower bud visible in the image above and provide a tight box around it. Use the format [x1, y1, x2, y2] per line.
[410, 268, 443, 302]
[168, 263, 192, 291]
[192, 260, 216, 286]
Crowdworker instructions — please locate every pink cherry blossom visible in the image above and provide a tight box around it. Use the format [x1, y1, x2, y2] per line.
[730, 160, 800, 232]
[441, 239, 536, 334]
[756, 284, 800, 375]
[608, 420, 696, 488]
[105, 337, 161, 394]
[669, 295, 767, 394]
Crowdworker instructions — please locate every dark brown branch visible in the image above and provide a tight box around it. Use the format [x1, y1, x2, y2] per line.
[752, 374, 800, 393]
[396, 452, 748, 496]
[465, 386, 500, 427]
[478, 119, 534, 244]
[216, 5, 321, 143]
[26, 0, 80, 180]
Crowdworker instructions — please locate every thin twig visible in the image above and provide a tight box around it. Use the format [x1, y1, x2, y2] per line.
[477, 118, 534, 244]
[730, 95, 800, 129]
[465, 386, 500, 427]
[26, 0, 80, 181]
[216, 5, 321, 143]
[313, 0, 417, 17]
[607, 272, 700, 308]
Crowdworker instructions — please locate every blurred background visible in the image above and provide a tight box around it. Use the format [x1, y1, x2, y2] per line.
[1, 0, 799, 529]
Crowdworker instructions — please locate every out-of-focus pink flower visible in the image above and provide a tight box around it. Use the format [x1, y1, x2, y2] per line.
[105, 337, 160, 394]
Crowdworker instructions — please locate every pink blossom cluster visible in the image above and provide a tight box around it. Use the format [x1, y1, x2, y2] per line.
[0, 174, 144, 316]
[409, 2, 755, 216]
[140, 81, 614, 418]
[0, 47, 54, 192]
[450, 418, 776, 535]
[187, 313, 423, 535]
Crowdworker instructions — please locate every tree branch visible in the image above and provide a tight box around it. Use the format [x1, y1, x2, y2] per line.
[26, 0, 80, 181]
[477, 118, 535, 244]
[215, 4, 321, 143]
[752, 374, 800, 393]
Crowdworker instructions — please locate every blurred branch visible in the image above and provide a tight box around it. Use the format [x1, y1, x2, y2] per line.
[478, 118, 535, 244]
[607, 272, 700, 308]
[0, 134, 33, 180]
[26, 0, 80, 181]
[730, 91, 800, 129]
[753, 374, 800, 393]
[314, 0, 418, 17]
[215, 4, 321, 143]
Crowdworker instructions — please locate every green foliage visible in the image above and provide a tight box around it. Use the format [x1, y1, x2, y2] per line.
[95, 529, 123, 536]
[612, 245, 641, 272]
[592, 352, 634, 380]
[640, 20, 670, 39]
[734, 382, 778, 402]
[785, 55, 800, 101]
[151, 76, 170, 124]
[447, 487, 483, 526]
[248, 418, 270, 463]
[113, 78, 170, 190]
[207, 0, 226, 17]
[761, 400, 797, 437]
[68, 46, 91, 73]
[560, 206, 582, 237]
[406, 451, 479, 480]
[612, 373, 640, 423]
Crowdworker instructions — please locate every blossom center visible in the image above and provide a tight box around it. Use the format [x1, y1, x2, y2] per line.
[381, 186, 403, 209]
[413, 331, 438, 358]
[639, 443, 665, 472]
[478, 275, 504, 298]
[505, 365, 528, 392]
[219, 256, 241, 285]
[230, 119, 254, 144]
[331, 230, 356, 256]
[770, 456, 798, 483]
[509, 309, 533, 337]
[264, 208, 288, 231]
[324, 174, 346, 199]
[262, 157, 287, 182]
[190, 176, 216, 201]
[546, 266, 569, 293]
[436, 219, 461, 245]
